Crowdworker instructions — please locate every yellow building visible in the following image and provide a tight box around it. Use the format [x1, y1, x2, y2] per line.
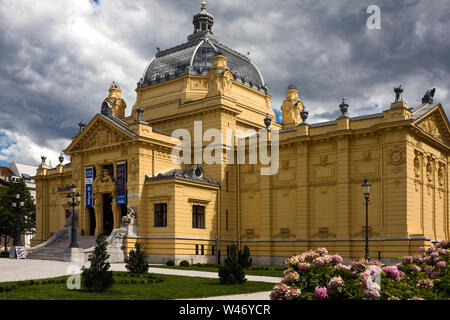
[32, 3, 449, 264]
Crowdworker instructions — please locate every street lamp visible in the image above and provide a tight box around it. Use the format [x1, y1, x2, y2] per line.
[66, 184, 81, 248]
[361, 178, 371, 260]
[12, 193, 24, 247]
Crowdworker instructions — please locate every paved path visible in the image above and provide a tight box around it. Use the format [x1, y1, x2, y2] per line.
[0, 259, 281, 284]
[183, 291, 272, 300]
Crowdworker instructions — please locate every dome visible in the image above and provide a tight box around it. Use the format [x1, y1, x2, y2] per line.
[138, 3, 268, 94]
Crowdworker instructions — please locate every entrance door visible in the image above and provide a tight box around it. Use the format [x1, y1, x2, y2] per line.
[103, 193, 114, 236]
[89, 207, 96, 236]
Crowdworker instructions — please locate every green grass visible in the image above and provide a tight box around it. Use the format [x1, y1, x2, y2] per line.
[0, 272, 274, 300]
[151, 264, 284, 277]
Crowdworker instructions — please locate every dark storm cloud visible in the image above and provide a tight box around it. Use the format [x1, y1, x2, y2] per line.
[0, 0, 449, 163]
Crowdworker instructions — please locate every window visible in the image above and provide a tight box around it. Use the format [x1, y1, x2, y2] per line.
[192, 205, 205, 229]
[154, 203, 167, 227]
[201, 245, 204, 255]
[212, 245, 215, 256]
[226, 210, 229, 231]
[226, 171, 229, 192]
[195, 244, 199, 255]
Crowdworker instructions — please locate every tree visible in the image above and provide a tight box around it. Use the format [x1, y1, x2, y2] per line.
[0, 179, 35, 250]
[125, 242, 149, 274]
[81, 235, 114, 292]
[218, 244, 247, 284]
[238, 245, 253, 269]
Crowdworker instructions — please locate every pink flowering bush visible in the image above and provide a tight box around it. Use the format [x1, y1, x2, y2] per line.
[271, 241, 450, 300]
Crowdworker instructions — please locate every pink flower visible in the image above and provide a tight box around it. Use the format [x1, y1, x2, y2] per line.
[416, 279, 433, 289]
[403, 256, 413, 264]
[313, 257, 325, 265]
[364, 289, 380, 298]
[328, 277, 344, 289]
[409, 296, 425, 300]
[388, 296, 401, 300]
[437, 261, 446, 269]
[431, 272, 440, 278]
[283, 268, 295, 277]
[366, 265, 381, 276]
[315, 248, 328, 256]
[413, 255, 423, 263]
[282, 271, 300, 286]
[382, 266, 401, 281]
[411, 264, 421, 272]
[303, 252, 316, 261]
[314, 286, 328, 300]
[430, 251, 439, 258]
[424, 256, 431, 264]
[331, 255, 343, 265]
[297, 262, 310, 271]
[270, 283, 301, 300]
[419, 247, 424, 253]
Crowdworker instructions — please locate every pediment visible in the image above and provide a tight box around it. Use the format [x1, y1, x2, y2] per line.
[66, 115, 134, 153]
[414, 106, 450, 146]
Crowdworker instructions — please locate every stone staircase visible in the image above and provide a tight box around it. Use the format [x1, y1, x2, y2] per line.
[27, 235, 96, 261]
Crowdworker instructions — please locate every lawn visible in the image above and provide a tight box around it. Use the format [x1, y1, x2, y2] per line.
[0, 272, 274, 300]
[151, 264, 284, 277]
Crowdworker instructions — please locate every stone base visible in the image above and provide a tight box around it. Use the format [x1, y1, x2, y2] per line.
[64, 247, 85, 263]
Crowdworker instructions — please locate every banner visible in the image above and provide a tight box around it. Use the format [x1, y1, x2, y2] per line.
[85, 167, 93, 207]
[116, 162, 127, 205]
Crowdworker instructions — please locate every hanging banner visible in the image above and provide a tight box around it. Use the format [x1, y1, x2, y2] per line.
[85, 167, 94, 207]
[116, 162, 127, 205]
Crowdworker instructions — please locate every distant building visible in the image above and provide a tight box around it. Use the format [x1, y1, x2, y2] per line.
[9, 161, 38, 200]
[0, 166, 14, 185]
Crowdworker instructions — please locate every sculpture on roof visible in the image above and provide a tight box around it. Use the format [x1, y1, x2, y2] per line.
[422, 88, 436, 104]
[394, 85, 403, 102]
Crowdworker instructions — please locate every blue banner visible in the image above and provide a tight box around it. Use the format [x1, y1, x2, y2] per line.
[116, 162, 127, 205]
[85, 167, 93, 207]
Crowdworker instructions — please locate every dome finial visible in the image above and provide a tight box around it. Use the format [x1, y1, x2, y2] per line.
[201, 1, 206, 8]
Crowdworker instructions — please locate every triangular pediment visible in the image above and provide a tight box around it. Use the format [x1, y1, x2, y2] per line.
[414, 104, 450, 147]
[65, 114, 135, 154]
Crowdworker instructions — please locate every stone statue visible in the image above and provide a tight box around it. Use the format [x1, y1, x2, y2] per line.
[122, 205, 136, 225]
[422, 88, 436, 104]
[394, 85, 403, 102]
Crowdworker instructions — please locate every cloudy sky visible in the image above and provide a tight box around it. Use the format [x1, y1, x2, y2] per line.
[0, 0, 449, 167]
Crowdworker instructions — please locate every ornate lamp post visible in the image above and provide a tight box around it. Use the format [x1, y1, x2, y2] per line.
[66, 184, 81, 248]
[12, 193, 24, 247]
[361, 179, 371, 260]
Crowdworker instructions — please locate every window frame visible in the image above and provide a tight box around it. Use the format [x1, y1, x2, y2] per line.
[154, 203, 168, 228]
[192, 205, 206, 229]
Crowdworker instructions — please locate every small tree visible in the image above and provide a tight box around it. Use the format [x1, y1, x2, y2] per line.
[81, 235, 113, 292]
[219, 244, 247, 284]
[238, 245, 253, 269]
[0, 179, 36, 250]
[125, 242, 149, 274]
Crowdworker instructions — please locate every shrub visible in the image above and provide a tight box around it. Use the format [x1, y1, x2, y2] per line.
[219, 244, 247, 284]
[166, 260, 175, 266]
[179, 260, 190, 267]
[270, 242, 450, 300]
[238, 245, 253, 268]
[125, 242, 149, 274]
[81, 235, 113, 292]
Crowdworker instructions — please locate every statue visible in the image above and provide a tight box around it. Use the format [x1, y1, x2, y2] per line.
[422, 88, 436, 104]
[122, 205, 136, 225]
[394, 85, 403, 102]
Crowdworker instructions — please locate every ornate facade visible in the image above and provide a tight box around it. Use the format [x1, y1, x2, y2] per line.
[32, 3, 450, 264]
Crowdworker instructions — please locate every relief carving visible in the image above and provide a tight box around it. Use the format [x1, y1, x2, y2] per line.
[388, 147, 404, 166]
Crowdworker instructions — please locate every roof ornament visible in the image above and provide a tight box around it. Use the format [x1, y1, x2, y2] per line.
[78, 121, 86, 132]
[136, 107, 145, 121]
[41, 156, 47, 165]
[394, 85, 403, 102]
[422, 88, 436, 104]
[264, 113, 272, 129]
[101, 101, 113, 116]
[192, 1, 214, 34]
[110, 81, 119, 89]
[339, 98, 349, 117]
[58, 153, 64, 166]
[300, 106, 309, 123]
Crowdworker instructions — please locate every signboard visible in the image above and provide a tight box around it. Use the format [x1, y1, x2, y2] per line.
[116, 162, 127, 205]
[15, 246, 26, 259]
[85, 167, 94, 207]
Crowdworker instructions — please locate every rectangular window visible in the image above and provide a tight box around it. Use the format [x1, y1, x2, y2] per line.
[195, 244, 199, 255]
[226, 246, 230, 256]
[226, 171, 229, 192]
[154, 203, 167, 227]
[212, 245, 215, 256]
[226, 210, 229, 231]
[201, 245, 204, 256]
[192, 205, 205, 229]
